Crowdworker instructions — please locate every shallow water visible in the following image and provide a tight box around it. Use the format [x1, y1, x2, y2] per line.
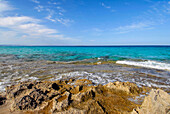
[0, 61, 169, 92]
[0, 46, 170, 70]
[0, 46, 169, 92]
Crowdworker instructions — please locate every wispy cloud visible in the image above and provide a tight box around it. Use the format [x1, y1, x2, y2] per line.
[31, 0, 40, 4]
[101, 2, 111, 9]
[115, 22, 153, 33]
[0, 16, 72, 39]
[47, 1, 60, 5]
[56, 18, 73, 26]
[31, 0, 73, 26]
[101, 2, 116, 12]
[0, 0, 13, 13]
[34, 5, 44, 12]
[114, 1, 170, 34]
[0, 1, 76, 45]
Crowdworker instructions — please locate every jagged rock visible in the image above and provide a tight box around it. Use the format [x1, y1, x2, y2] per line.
[54, 107, 86, 114]
[71, 88, 95, 102]
[1, 79, 169, 114]
[0, 95, 6, 105]
[29, 89, 47, 104]
[16, 95, 37, 110]
[104, 81, 142, 94]
[132, 89, 170, 114]
[53, 91, 71, 112]
[75, 79, 92, 86]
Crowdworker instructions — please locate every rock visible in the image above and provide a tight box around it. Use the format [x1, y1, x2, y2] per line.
[52, 83, 60, 90]
[104, 81, 142, 94]
[16, 95, 37, 110]
[1, 79, 169, 114]
[132, 89, 170, 114]
[53, 91, 71, 112]
[29, 89, 47, 104]
[54, 107, 86, 114]
[0, 95, 6, 105]
[75, 79, 92, 86]
[71, 88, 95, 102]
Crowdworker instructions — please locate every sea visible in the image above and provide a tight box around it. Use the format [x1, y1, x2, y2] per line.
[0, 46, 169, 92]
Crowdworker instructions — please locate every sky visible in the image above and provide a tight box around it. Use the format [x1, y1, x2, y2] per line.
[0, 0, 170, 45]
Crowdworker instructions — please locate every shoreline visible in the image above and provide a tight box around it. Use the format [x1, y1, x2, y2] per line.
[0, 60, 169, 93]
[0, 78, 169, 114]
[0, 60, 169, 113]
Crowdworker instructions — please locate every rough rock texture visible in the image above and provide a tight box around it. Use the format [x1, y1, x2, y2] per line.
[0, 95, 6, 105]
[132, 89, 170, 114]
[104, 81, 143, 95]
[0, 79, 169, 114]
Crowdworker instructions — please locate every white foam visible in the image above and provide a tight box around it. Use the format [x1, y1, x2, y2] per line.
[116, 60, 170, 71]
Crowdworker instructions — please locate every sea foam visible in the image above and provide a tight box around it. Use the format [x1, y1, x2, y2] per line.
[116, 60, 170, 71]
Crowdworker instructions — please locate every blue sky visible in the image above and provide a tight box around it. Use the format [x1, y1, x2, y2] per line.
[0, 0, 170, 45]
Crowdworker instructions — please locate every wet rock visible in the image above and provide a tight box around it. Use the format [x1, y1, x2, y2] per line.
[132, 89, 170, 114]
[1, 79, 169, 114]
[75, 79, 92, 86]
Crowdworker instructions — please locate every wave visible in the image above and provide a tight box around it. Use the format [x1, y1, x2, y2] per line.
[116, 60, 170, 71]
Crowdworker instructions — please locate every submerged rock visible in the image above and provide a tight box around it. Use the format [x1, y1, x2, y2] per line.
[0, 79, 169, 114]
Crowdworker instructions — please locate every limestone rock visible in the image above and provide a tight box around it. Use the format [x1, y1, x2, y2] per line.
[1, 79, 169, 114]
[104, 81, 142, 94]
[54, 107, 86, 114]
[53, 91, 71, 112]
[75, 79, 92, 86]
[16, 95, 37, 110]
[0, 95, 6, 105]
[71, 88, 95, 102]
[132, 89, 170, 114]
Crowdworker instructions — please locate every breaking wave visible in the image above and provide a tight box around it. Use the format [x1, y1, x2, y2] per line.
[116, 60, 170, 71]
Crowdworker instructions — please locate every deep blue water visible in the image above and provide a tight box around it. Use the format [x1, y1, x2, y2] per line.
[0, 46, 170, 62]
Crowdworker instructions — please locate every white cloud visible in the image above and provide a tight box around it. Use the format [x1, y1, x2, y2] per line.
[31, 0, 40, 4]
[115, 22, 153, 33]
[34, 5, 44, 12]
[0, 16, 38, 26]
[0, 1, 77, 45]
[101, 2, 111, 9]
[0, 0, 13, 12]
[114, 1, 170, 34]
[46, 15, 56, 22]
[56, 18, 73, 26]
[168, 1, 170, 4]
[101, 2, 116, 13]
[0, 16, 60, 37]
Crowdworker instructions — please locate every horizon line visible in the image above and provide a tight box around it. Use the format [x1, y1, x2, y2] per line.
[0, 44, 170, 47]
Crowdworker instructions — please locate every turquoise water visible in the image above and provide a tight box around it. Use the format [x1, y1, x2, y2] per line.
[0, 46, 170, 62]
[0, 46, 169, 91]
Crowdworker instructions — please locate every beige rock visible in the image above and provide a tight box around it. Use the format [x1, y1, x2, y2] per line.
[132, 89, 170, 114]
[71, 88, 95, 102]
[75, 79, 92, 86]
[54, 107, 86, 114]
[53, 91, 70, 112]
[104, 81, 142, 94]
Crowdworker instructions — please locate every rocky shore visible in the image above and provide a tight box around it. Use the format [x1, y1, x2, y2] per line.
[0, 79, 169, 114]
